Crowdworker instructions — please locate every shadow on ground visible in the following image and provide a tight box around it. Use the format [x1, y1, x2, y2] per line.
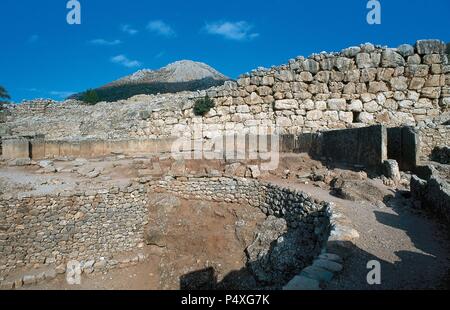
[179, 209, 329, 290]
[179, 189, 450, 290]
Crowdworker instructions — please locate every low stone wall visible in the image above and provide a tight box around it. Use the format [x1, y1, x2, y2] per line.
[1, 173, 353, 289]
[1, 138, 29, 160]
[39, 138, 177, 160]
[149, 176, 333, 286]
[149, 176, 358, 289]
[387, 126, 420, 171]
[279, 125, 387, 171]
[152, 176, 327, 220]
[1, 137, 179, 160]
[320, 125, 387, 170]
[419, 125, 450, 160]
[411, 166, 450, 223]
[0, 183, 148, 276]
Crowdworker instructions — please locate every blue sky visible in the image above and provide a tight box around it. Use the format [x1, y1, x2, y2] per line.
[0, 0, 449, 102]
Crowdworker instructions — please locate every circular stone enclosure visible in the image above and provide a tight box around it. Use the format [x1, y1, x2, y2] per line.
[146, 177, 331, 289]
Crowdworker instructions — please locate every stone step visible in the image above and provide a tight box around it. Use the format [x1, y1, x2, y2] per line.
[318, 253, 343, 263]
[313, 258, 343, 272]
[300, 266, 334, 283]
[283, 275, 321, 290]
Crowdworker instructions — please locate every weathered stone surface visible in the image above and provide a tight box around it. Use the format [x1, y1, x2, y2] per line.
[339, 111, 353, 123]
[397, 44, 414, 57]
[248, 165, 261, 179]
[416, 40, 446, 55]
[301, 266, 334, 283]
[327, 99, 346, 111]
[22, 275, 36, 285]
[2, 41, 447, 169]
[421, 87, 441, 99]
[274, 99, 298, 110]
[306, 110, 323, 121]
[390, 76, 408, 90]
[357, 112, 374, 123]
[382, 160, 401, 183]
[169, 160, 186, 177]
[382, 49, 405, 68]
[364, 101, 379, 113]
[312, 259, 343, 272]
[342, 46, 361, 58]
[318, 253, 343, 263]
[283, 276, 321, 290]
[348, 100, 363, 112]
[303, 59, 320, 74]
[356, 53, 373, 69]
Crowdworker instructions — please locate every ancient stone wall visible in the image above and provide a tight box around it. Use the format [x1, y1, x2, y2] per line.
[2, 40, 448, 162]
[152, 176, 330, 246]
[4, 40, 448, 138]
[150, 176, 331, 286]
[411, 165, 450, 223]
[419, 125, 450, 160]
[0, 183, 148, 275]
[0, 175, 333, 288]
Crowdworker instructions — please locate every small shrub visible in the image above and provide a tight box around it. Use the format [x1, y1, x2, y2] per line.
[193, 96, 215, 116]
[82, 89, 100, 105]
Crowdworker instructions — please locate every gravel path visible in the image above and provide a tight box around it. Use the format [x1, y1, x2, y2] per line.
[270, 179, 450, 290]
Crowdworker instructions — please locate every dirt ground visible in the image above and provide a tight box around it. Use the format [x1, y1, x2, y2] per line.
[269, 178, 450, 290]
[18, 199, 266, 290]
[2, 153, 450, 290]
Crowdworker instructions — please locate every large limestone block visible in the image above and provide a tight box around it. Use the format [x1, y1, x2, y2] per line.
[381, 49, 406, 68]
[415, 39, 446, 55]
[302, 59, 320, 74]
[274, 99, 299, 110]
[327, 98, 347, 111]
[397, 44, 414, 57]
[390, 76, 409, 91]
[306, 110, 323, 121]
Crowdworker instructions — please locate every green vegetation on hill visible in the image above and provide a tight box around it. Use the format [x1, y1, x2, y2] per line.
[82, 89, 101, 105]
[0, 85, 10, 112]
[71, 78, 227, 103]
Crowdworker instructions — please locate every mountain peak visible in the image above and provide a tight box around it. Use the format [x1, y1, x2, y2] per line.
[109, 60, 229, 86]
[73, 60, 230, 102]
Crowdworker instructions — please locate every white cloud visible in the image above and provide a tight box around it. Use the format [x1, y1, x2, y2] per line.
[147, 20, 176, 37]
[204, 21, 259, 41]
[121, 24, 138, 35]
[111, 55, 141, 68]
[50, 91, 75, 98]
[28, 35, 39, 44]
[155, 51, 165, 59]
[89, 39, 122, 46]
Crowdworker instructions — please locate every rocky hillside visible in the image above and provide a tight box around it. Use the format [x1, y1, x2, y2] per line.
[108, 60, 229, 86]
[72, 60, 230, 102]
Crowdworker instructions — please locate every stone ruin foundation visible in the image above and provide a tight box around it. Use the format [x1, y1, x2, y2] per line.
[1, 39, 449, 290]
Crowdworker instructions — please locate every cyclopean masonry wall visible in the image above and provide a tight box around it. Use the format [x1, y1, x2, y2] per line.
[2, 40, 449, 161]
